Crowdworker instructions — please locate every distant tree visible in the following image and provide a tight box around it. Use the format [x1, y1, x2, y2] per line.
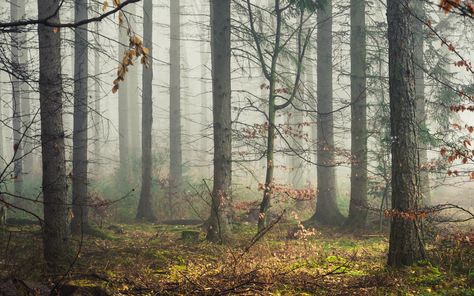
[347, 0, 368, 228]
[93, 19, 101, 169]
[413, 0, 431, 205]
[206, 0, 232, 243]
[199, 2, 211, 174]
[10, 0, 23, 200]
[71, 0, 90, 235]
[136, 0, 156, 222]
[308, 0, 345, 226]
[127, 3, 140, 157]
[386, 0, 425, 267]
[118, 6, 131, 176]
[37, 0, 70, 271]
[17, 0, 33, 177]
[169, 0, 183, 217]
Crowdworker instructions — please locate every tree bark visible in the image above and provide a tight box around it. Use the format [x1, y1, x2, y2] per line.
[206, 0, 232, 243]
[169, 0, 182, 217]
[37, 0, 70, 270]
[311, 0, 345, 226]
[347, 0, 368, 229]
[136, 0, 156, 222]
[387, 0, 425, 267]
[71, 0, 89, 235]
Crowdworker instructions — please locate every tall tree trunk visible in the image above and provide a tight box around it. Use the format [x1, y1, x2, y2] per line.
[118, 8, 130, 176]
[206, 0, 232, 243]
[127, 3, 140, 158]
[37, 0, 70, 270]
[18, 0, 33, 177]
[311, 0, 344, 225]
[169, 0, 182, 217]
[182, 48, 191, 166]
[200, 9, 210, 176]
[387, 0, 425, 267]
[136, 0, 156, 222]
[11, 0, 23, 199]
[94, 20, 101, 170]
[413, 0, 431, 205]
[347, 0, 368, 228]
[71, 0, 89, 235]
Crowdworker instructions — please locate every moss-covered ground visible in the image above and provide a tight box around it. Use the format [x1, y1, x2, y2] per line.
[0, 222, 473, 295]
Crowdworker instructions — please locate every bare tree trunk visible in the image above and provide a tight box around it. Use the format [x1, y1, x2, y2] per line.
[71, 0, 89, 235]
[347, 0, 368, 229]
[256, 0, 282, 231]
[118, 8, 130, 176]
[37, 0, 70, 270]
[200, 9, 210, 175]
[169, 0, 182, 217]
[311, 0, 344, 226]
[136, 0, 156, 222]
[182, 47, 191, 166]
[387, 0, 425, 267]
[128, 3, 140, 158]
[11, 0, 23, 199]
[206, 0, 232, 243]
[94, 20, 101, 170]
[413, 0, 431, 205]
[18, 0, 33, 177]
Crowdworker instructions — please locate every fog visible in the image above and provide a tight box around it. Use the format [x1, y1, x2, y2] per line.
[0, 0, 473, 294]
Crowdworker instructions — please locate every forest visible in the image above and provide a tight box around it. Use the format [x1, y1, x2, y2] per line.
[0, 0, 473, 295]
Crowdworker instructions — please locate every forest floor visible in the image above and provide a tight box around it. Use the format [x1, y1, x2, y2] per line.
[0, 221, 473, 295]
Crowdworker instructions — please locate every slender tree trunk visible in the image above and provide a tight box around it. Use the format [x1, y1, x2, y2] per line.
[257, 0, 280, 231]
[307, 49, 317, 181]
[413, 0, 431, 205]
[200, 10, 210, 175]
[18, 0, 32, 177]
[182, 48, 191, 166]
[206, 0, 232, 243]
[71, 0, 89, 235]
[128, 3, 140, 158]
[136, 0, 156, 222]
[11, 0, 23, 199]
[258, 7, 269, 180]
[118, 8, 130, 176]
[387, 0, 425, 267]
[258, 84, 276, 231]
[94, 20, 101, 170]
[347, 0, 368, 228]
[311, 0, 344, 225]
[37, 0, 70, 270]
[169, 0, 182, 217]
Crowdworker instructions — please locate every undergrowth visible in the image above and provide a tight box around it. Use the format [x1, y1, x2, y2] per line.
[0, 222, 472, 295]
